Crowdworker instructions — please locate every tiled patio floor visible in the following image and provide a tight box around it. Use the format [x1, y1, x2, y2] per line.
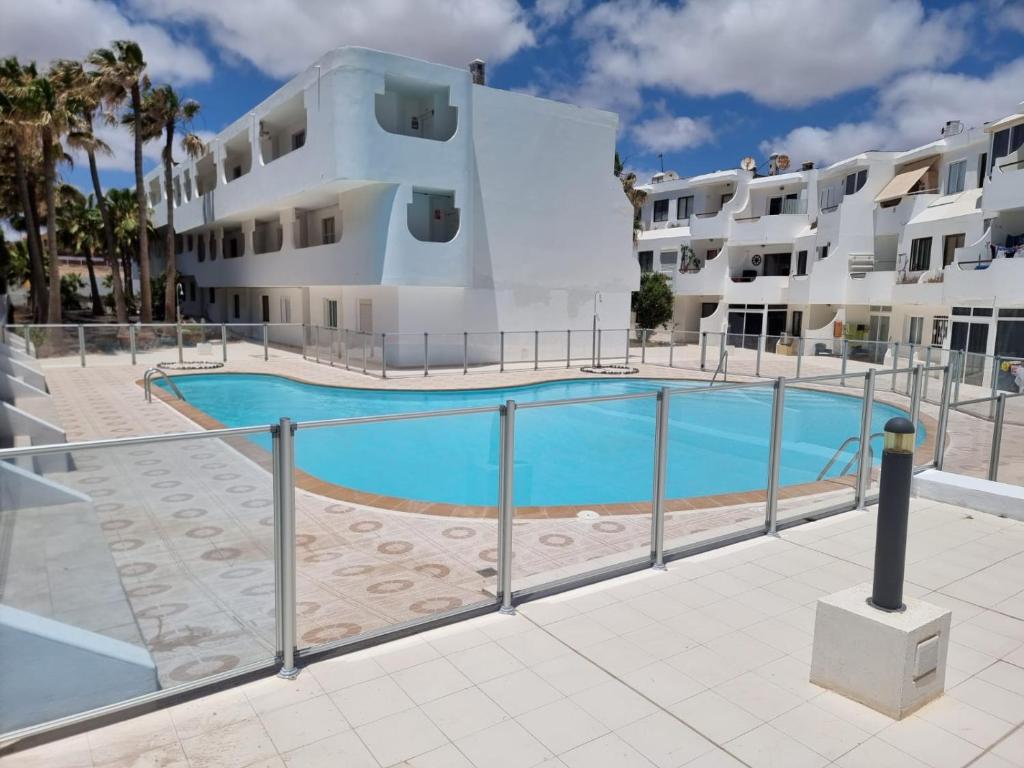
[7, 498, 1023, 767]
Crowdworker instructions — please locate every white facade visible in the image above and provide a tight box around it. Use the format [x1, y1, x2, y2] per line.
[635, 108, 1024, 377]
[146, 47, 635, 353]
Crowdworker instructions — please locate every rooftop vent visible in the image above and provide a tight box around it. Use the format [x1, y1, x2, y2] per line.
[941, 120, 964, 138]
[801, 161, 815, 171]
[469, 59, 486, 85]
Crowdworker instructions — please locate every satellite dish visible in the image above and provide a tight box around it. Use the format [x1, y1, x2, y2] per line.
[740, 156, 757, 171]
[776, 154, 791, 171]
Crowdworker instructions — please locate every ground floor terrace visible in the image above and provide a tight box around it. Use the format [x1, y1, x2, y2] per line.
[1, 335, 1022, 761]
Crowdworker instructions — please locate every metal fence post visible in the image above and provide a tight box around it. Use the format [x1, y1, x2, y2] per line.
[953, 349, 962, 405]
[274, 417, 299, 679]
[906, 344, 916, 394]
[314, 326, 321, 364]
[642, 329, 647, 364]
[534, 330, 539, 371]
[130, 324, 137, 365]
[989, 393, 1006, 482]
[840, 338, 848, 386]
[497, 400, 517, 614]
[765, 377, 786, 535]
[328, 328, 335, 367]
[597, 329, 603, 367]
[463, 332, 469, 375]
[650, 387, 670, 569]
[700, 332, 707, 370]
[362, 334, 367, 375]
[989, 356, 1000, 419]
[344, 331, 351, 370]
[796, 337, 803, 379]
[423, 332, 429, 377]
[78, 325, 86, 367]
[922, 347, 931, 402]
[891, 342, 899, 392]
[855, 369, 876, 509]
[381, 333, 388, 379]
[566, 330, 571, 368]
[220, 324, 227, 363]
[755, 334, 763, 378]
[624, 330, 630, 366]
[934, 359, 954, 469]
[668, 329, 675, 368]
[26, 325, 32, 354]
[909, 363, 924, 429]
[177, 323, 184, 364]
[719, 332, 725, 372]
[499, 331, 505, 373]
[262, 323, 269, 361]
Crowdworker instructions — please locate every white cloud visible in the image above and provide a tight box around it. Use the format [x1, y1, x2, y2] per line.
[534, 0, 583, 27]
[632, 115, 713, 153]
[570, 0, 972, 109]
[0, 0, 211, 83]
[127, 0, 536, 80]
[761, 57, 1024, 165]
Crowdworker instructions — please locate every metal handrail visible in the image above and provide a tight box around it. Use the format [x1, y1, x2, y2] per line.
[144, 367, 186, 403]
[818, 431, 882, 480]
[711, 349, 728, 385]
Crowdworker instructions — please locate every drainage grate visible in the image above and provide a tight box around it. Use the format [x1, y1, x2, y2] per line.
[476, 567, 497, 578]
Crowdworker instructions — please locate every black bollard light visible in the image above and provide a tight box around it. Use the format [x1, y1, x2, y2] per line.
[871, 416, 916, 611]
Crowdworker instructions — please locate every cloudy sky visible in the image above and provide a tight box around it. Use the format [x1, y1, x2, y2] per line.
[3, 0, 1024, 192]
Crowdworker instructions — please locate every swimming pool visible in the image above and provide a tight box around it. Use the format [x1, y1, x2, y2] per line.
[158, 374, 921, 508]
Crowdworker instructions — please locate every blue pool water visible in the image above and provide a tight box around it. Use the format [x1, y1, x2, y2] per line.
[159, 374, 922, 507]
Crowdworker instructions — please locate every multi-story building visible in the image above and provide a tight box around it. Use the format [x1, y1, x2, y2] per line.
[145, 47, 635, 356]
[636, 107, 1024, 383]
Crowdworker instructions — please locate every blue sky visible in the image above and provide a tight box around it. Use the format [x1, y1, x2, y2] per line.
[3, 0, 1024, 194]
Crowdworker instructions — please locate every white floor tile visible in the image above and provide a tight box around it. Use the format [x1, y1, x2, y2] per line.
[570, 679, 658, 730]
[421, 686, 509, 741]
[356, 708, 448, 767]
[455, 719, 553, 768]
[281, 731, 379, 768]
[533, 654, 612, 696]
[833, 736, 931, 768]
[517, 698, 608, 754]
[330, 676, 415, 728]
[769, 700, 870, 761]
[714, 671, 803, 720]
[668, 690, 762, 743]
[391, 657, 473, 705]
[725, 723, 828, 768]
[876, 715, 983, 768]
[916, 694, 1016, 749]
[561, 733, 655, 768]
[260, 694, 350, 753]
[621, 661, 705, 707]
[448, 641, 525, 684]
[479, 669, 564, 717]
[616, 711, 715, 768]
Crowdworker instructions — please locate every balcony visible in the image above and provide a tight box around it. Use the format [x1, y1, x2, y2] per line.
[673, 248, 727, 295]
[729, 207, 808, 245]
[725, 273, 790, 303]
[984, 146, 1024, 213]
[945, 242, 1024, 303]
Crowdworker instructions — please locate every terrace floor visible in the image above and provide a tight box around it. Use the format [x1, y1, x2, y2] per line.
[7, 498, 1024, 768]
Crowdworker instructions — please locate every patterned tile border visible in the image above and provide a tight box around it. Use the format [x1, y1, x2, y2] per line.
[142, 374, 938, 519]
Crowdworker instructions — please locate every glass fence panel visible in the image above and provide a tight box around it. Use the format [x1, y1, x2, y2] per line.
[513, 393, 656, 589]
[775, 379, 878, 525]
[501, 331, 535, 369]
[597, 329, 629, 365]
[177, 322, 219, 364]
[568, 329, 594, 366]
[0, 431, 276, 733]
[265, 323, 305, 358]
[761, 335, 799, 378]
[14, 325, 81, 362]
[294, 410, 499, 650]
[465, 332, 501, 372]
[383, 333, 426, 377]
[798, 337, 845, 378]
[134, 324, 179, 360]
[664, 383, 771, 549]
[423, 332, 467, 374]
[538, 330, 571, 369]
[81, 324, 133, 363]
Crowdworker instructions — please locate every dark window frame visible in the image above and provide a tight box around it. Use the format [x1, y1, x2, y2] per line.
[909, 237, 932, 272]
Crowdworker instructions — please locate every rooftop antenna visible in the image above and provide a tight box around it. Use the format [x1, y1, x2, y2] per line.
[658, 153, 664, 172]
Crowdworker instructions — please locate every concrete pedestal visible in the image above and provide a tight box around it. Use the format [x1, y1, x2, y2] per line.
[810, 583, 951, 719]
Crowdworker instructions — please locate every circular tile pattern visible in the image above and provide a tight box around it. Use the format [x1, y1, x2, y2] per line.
[414, 563, 451, 579]
[410, 597, 462, 614]
[173, 507, 208, 520]
[295, 534, 317, 548]
[333, 564, 374, 577]
[301, 623, 361, 645]
[101, 518, 133, 531]
[220, 566, 262, 580]
[367, 579, 414, 594]
[442, 526, 475, 540]
[142, 469, 171, 478]
[127, 583, 171, 598]
[136, 602, 188, 619]
[151, 480, 182, 490]
[324, 504, 352, 515]
[186, 526, 223, 540]
[593, 521, 626, 533]
[349, 520, 382, 534]
[170, 655, 240, 682]
[201, 546, 241, 562]
[119, 561, 157, 578]
[111, 538, 144, 552]
[478, 548, 498, 563]
[226, 485, 256, 494]
[305, 551, 344, 563]
[213, 473, 240, 481]
[161, 493, 193, 503]
[539, 534, 574, 548]
[241, 582, 276, 597]
[377, 541, 413, 556]
[243, 499, 272, 509]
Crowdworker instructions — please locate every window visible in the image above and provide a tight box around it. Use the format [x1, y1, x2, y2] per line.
[358, 299, 372, 333]
[198, 237, 206, 262]
[768, 196, 782, 215]
[261, 295, 270, 323]
[796, 250, 808, 275]
[280, 296, 291, 323]
[232, 165, 243, 180]
[676, 196, 693, 220]
[659, 251, 676, 274]
[943, 233, 965, 267]
[932, 316, 949, 347]
[706, 247, 719, 260]
[638, 251, 653, 273]
[945, 160, 966, 195]
[1013, 124, 1024, 155]
[720, 192, 733, 207]
[175, 234, 183, 254]
[291, 130, 306, 151]
[233, 294, 240, 319]
[791, 310, 803, 337]
[208, 287, 215, 304]
[818, 244, 829, 260]
[978, 153, 987, 186]
[186, 235, 193, 251]
[188, 282, 196, 302]
[229, 237, 239, 259]
[992, 129, 1010, 170]
[324, 299, 338, 329]
[908, 316, 924, 345]
[844, 169, 867, 196]
[321, 217, 335, 245]
[909, 237, 932, 272]
[653, 199, 669, 222]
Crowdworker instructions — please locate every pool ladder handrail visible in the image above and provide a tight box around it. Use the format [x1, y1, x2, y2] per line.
[817, 431, 883, 480]
[710, 349, 728, 386]
[144, 367, 186, 403]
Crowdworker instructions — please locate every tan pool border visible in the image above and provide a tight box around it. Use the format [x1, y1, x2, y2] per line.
[141, 373, 938, 519]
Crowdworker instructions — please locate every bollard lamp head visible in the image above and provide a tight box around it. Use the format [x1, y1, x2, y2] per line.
[884, 416, 916, 454]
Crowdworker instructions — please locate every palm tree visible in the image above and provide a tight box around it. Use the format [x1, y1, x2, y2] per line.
[0, 57, 48, 321]
[53, 58, 128, 322]
[57, 184, 104, 315]
[89, 41, 152, 322]
[615, 153, 648, 243]
[142, 84, 203, 321]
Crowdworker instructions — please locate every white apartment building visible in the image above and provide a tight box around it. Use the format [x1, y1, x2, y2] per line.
[145, 47, 635, 357]
[636, 109, 1024, 386]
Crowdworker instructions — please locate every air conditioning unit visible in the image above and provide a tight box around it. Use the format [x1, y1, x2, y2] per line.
[940, 120, 963, 138]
